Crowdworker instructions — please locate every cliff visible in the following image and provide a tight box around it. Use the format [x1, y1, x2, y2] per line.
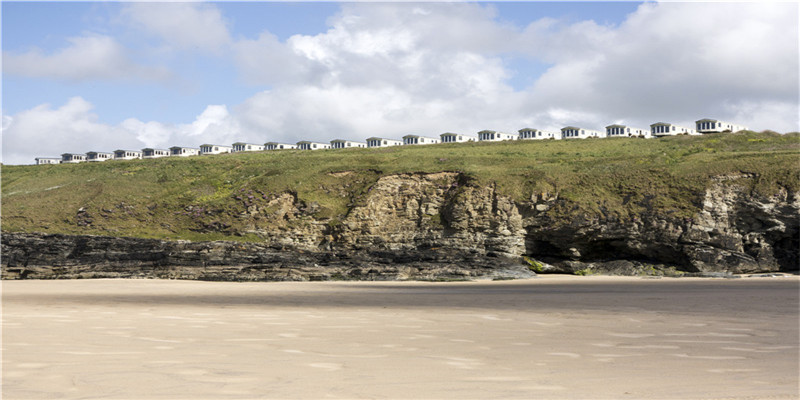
[4, 131, 799, 280]
[3, 169, 797, 280]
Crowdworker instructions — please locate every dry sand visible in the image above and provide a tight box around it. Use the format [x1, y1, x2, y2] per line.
[2, 275, 798, 399]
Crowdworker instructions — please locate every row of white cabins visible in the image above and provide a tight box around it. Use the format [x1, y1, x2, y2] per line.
[39, 118, 748, 165]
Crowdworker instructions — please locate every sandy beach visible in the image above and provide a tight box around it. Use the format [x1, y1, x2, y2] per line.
[2, 275, 798, 399]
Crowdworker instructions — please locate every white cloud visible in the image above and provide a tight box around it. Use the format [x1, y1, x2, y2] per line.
[236, 3, 517, 92]
[724, 101, 800, 134]
[1, 97, 141, 164]
[123, 3, 232, 54]
[2, 99, 243, 165]
[228, 2, 797, 142]
[119, 119, 174, 149]
[229, 3, 525, 141]
[3, 35, 171, 82]
[234, 31, 321, 86]
[117, 104, 242, 149]
[522, 2, 799, 130]
[185, 105, 241, 144]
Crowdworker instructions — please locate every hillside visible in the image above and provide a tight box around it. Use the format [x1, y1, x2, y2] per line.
[2, 131, 799, 279]
[3, 131, 798, 239]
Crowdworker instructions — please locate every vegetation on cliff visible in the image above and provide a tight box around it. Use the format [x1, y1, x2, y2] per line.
[2, 130, 798, 242]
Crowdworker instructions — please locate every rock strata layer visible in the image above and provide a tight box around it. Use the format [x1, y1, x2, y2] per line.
[3, 172, 798, 280]
[1, 233, 532, 281]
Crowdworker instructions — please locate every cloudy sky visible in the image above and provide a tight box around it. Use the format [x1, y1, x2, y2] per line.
[2, 1, 798, 165]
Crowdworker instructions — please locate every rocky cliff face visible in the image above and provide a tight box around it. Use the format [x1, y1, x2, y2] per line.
[524, 173, 799, 275]
[3, 172, 797, 280]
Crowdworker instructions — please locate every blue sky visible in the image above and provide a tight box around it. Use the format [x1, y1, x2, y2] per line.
[2, 1, 798, 164]
[2, 1, 640, 123]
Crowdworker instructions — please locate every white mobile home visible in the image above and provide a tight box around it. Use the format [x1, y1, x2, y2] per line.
[403, 135, 440, 145]
[142, 148, 170, 158]
[232, 142, 265, 152]
[478, 130, 519, 141]
[170, 146, 200, 157]
[650, 122, 697, 137]
[199, 144, 232, 155]
[440, 132, 477, 143]
[561, 126, 606, 139]
[605, 125, 651, 138]
[114, 150, 142, 160]
[297, 141, 331, 150]
[518, 128, 559, 140]
[366, 137, 403, 148]
[86, 151, 113, 162]
[264, 142, 298, 150]
[695, 119, 748, 134]
[35, 157, 61, 165]
[331, 139, 367, 149]
[61, 153, 87, 163]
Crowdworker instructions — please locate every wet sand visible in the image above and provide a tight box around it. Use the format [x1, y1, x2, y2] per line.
[2, 275, 798, 399]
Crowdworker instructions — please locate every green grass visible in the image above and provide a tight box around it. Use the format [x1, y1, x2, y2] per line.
[2, 131, 798, 241]
[523, 256, 544, 273]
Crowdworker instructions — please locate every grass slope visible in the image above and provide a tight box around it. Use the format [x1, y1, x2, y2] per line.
[2, 131, 798, 242]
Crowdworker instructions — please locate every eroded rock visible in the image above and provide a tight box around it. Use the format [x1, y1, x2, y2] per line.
[2, 172, 798, 280]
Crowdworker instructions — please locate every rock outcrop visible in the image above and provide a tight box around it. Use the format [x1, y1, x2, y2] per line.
[0, 233, 533, 281]
[524, 173, 799, 275]
[3, 172, 798, 280]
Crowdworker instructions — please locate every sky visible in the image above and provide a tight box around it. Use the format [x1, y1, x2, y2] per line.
[2, 1, 798, 165]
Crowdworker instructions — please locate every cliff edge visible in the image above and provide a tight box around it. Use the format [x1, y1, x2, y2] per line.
[3, 131, 798, 280]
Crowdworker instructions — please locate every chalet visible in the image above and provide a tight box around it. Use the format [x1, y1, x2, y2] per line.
[199, 144, 232, 155]
[518, 128, 559, 140]
[264, 142, 298, 150]
[650, 122, 697, 137]
[477, 130, 518, 141]
[232, 142, 265, 152]
[86, 151, 113, 162]
[35, 157, 61, 165]
[366, 137, 403, 148]
[695, 119, 748, 134]
[61, 153, 86, 163]
[331, 139, 367, 149]
[403, 135, 440, 145]
[169, 146, 200, 157]
[142, 148, 170, 158]
[297, 141, 331, 150]
[561, 126, 606, 139]
[440, 132, 477, 143]
[605, 124, 651, 138]
[114, 150, 142, 160]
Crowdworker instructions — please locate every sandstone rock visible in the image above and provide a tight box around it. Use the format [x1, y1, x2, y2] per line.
[2, 172, 798, 280]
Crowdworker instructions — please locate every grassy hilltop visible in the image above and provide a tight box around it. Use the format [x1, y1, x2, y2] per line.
[2, 131, 798, 242]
